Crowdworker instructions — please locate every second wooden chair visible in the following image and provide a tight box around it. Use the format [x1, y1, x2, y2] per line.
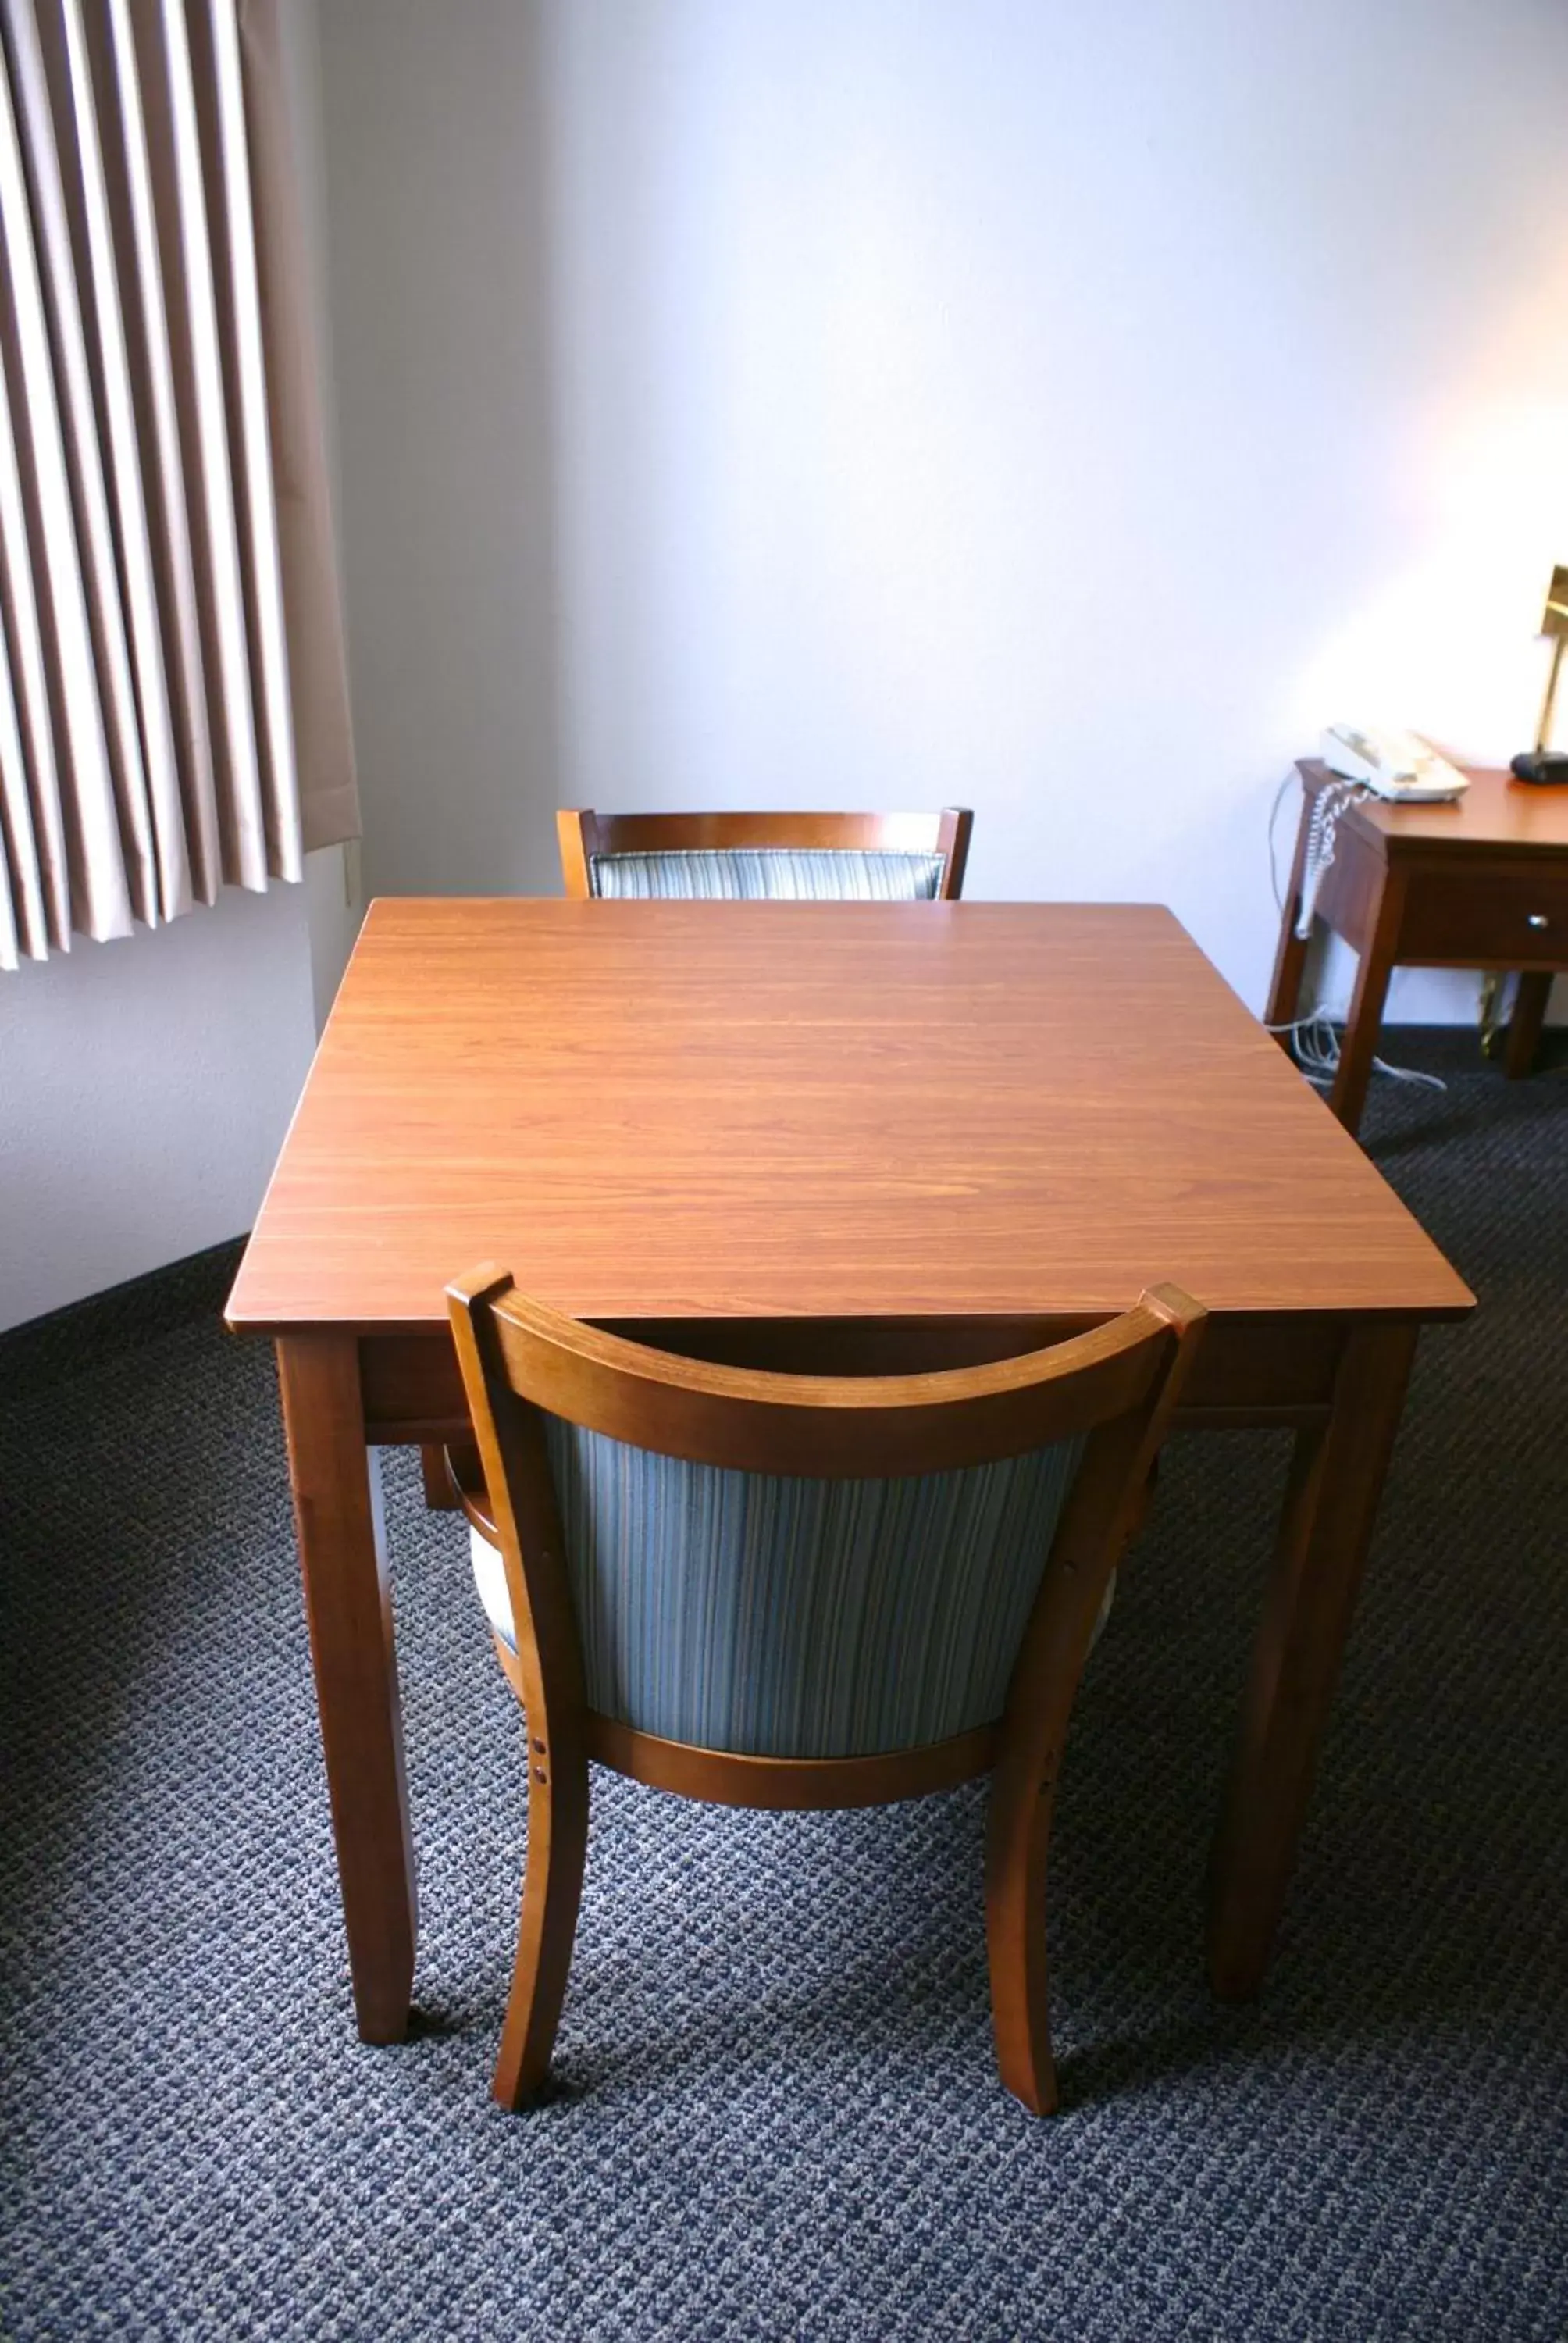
[556, 807, 972, 900]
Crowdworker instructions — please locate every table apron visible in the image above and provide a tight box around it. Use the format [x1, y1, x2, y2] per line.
[1318, 834, 1568, 968]
[1313, 824, 1387, 955]
[353, 1311, 1414, 1443]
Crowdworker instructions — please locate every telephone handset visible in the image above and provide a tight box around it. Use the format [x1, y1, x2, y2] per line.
[1319, 724, 1470, 803]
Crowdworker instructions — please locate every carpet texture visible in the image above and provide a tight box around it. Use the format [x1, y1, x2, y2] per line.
[2, 1031, 1565, 2341]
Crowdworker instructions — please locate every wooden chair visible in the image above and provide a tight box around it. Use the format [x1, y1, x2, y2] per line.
[445, 1265, 1206, 2115]
[556, 807, 973, 900]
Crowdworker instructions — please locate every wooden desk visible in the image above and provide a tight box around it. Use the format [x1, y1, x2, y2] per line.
[1268, 761, 1568, 1132]
[227, 898, 1472, 2045]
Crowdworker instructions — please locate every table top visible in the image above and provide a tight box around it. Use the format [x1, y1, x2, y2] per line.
[226, 898, 1474, 1335]
[1299, 760, 1568, 858]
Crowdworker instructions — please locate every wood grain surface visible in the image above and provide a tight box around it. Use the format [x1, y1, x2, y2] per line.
[226, 899, 1472, 1334]
[1303, 760, 1568, 859]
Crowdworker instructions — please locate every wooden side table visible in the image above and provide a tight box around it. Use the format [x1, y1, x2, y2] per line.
[1267, 760, 1568, 1132]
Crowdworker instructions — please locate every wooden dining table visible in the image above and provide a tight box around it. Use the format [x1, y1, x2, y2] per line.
[226, 897, 1474, 2046]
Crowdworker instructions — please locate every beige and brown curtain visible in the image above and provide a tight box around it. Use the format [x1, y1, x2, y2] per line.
[0, 0, 355, 972]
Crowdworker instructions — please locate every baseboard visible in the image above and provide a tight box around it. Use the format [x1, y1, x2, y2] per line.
[0, 1235, 249, 1399]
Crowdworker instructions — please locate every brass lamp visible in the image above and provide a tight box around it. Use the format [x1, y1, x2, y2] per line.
[1510, 564, 1568, 783]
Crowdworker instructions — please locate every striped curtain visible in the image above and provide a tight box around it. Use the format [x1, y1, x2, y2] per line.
[0, 0, 356, 971]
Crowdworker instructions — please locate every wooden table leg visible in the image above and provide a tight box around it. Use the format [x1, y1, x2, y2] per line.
[1207, 1320, 1417, 2001]
[1263, 787, 1313, 1042]
[1504, 970, 1553, 1079]
[277, 1332, 417, 2042]
[1329, 874, 1405, 1134]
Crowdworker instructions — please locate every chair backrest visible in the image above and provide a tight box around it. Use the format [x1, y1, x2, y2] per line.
[557, 808, 972, 902]
[447, 1270, 1204, 1776]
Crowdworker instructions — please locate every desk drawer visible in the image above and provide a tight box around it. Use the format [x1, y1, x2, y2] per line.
[1400, 866, 1568, 963]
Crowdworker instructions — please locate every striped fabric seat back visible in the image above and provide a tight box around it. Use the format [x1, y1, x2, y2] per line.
[472, 1418, 1083, 1760]
[587, 848, 947, 901]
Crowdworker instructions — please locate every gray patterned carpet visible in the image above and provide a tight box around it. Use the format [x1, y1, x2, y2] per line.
[2, 1031, 1565, 2341]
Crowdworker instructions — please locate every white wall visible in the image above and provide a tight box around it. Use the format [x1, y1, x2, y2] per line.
[318, 0, 562, 900]
[318, 0, 1568, 1021]
[281, 0, 367, 1030]
[0, 883, 317, 1330]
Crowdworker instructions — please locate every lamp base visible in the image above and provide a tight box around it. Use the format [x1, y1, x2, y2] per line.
[1509, 750, 1568, 786]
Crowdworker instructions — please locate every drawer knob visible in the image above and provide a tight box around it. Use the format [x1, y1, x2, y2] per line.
[1527, 912, 1550, 929]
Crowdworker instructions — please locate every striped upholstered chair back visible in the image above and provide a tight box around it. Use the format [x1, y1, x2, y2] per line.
[556, 808, 972, 901]
[469, 1418, 1082, 1761]
[446, 1268, 1205, 2118]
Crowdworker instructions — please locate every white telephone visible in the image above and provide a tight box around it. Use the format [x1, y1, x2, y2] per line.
[1319, 724, 1470, 803]
[1293, 727, 1470, 940]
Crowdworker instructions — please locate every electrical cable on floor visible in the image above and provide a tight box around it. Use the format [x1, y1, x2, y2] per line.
[1263, 1014, 1447, 1092]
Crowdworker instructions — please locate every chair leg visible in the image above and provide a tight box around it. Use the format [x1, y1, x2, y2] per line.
[492, 1743, 590, 2109]
[983, 1495, 1133, 2113]
[1128, 1450, 1160, 1545]
[984, 1747, 1062, 2114]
